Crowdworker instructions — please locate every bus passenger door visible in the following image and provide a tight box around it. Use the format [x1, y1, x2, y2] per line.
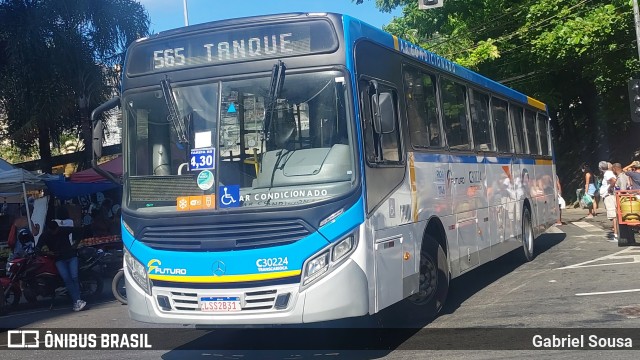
[359, 79, 408, 311]
[507, 159, 521, 244]
[356, 44, 410, 311]
[485, 157, 508, 259]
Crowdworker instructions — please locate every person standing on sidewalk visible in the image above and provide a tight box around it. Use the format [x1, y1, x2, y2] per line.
[581, 163, 597, 218]
[613, 163, 630, 190]
[623, 161, 640, 189]
[36, 220, 87, 312]
[556, 174, 564, 225]
[611, 163, 631, 241]
[599, 161, 617, 240]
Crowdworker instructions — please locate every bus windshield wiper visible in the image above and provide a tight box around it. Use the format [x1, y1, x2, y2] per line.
[160, 76, 189, 146]
[261, 60, 286, 159]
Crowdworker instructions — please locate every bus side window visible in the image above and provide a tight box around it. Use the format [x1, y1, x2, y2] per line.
[509, 104, 525, 154]
[469, 89, 493, 151]
[538, 113, 550, 156]
[403, 66, 440, 148]
[524, 109, 539, 155]
[440, 77, 470, 150]
[491, 97, 511, 153]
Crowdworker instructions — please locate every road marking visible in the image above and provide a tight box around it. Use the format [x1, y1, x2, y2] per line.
[0, 299, 118, 318]
[546, 226, 564, 234]
[571, 221, 602, 232]
[576, 289, 640, 296]
[573, 234, 607, 240]
[557, 247, 640, 269]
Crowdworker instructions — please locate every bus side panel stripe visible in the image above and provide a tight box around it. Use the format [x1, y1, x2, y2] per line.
[412, 153, 545, 166]
[527, 96, 546, 111]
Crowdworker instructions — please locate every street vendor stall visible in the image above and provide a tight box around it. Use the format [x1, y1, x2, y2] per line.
[0, 168, 54, 244]
[77, 234, 122, 248]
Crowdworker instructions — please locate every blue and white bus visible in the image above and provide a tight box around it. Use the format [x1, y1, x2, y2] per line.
[91, 12, 557, 325]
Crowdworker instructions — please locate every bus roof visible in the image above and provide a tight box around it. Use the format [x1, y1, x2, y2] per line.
[340, 14, 547, 112]
[131, 12, 546, 112]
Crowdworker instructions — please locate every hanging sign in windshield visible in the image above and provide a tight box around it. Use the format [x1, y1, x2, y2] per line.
[126, 20, 338, 76]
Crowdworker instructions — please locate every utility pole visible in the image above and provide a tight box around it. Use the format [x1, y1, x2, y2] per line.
[631, 0, 640, 122]
[634, 0, 640, 61]
[183, 0, 189, 26]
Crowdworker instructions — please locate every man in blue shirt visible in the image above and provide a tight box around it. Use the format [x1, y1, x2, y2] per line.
[623, 161, 640, 190]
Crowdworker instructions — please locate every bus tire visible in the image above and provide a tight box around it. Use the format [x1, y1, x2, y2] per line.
[111, 269, 127, 305]
[522, 206, 535, 261]
[408, 236, 449, 319]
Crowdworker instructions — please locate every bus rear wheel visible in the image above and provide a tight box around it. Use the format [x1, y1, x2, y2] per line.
[522, 206, 535, 261]
[408, 237, 449, 319]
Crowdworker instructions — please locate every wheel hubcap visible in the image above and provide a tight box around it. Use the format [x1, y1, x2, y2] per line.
[409, 252, 437, 305]
[524, 214, 532, 253]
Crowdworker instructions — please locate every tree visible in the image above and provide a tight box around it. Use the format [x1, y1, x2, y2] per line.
[357, 0, 640, 201]
[0, 0, 149, 172]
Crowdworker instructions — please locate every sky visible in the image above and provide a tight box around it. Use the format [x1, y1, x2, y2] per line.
[138, 0, 403, 33]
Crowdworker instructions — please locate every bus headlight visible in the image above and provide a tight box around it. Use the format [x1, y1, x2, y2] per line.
[303, 252, 329, 285]
[332, 236, 354, 262]
[124, 248, 150, 295]
[302, 230, 358, 287]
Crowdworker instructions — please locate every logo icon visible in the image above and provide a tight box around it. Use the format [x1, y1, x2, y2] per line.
[7, 330, 40, 348]
[212, 260, 226, 276]
[147, 259, 161, 274]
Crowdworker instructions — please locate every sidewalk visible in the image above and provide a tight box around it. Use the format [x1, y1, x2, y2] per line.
[560, 206, 614, 231]
[559, 204, 640, 246]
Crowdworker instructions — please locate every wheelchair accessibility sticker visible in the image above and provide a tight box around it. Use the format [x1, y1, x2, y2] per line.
[219, 185, 240, 208]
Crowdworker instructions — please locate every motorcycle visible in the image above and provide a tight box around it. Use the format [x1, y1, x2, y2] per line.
[0, 272, 22, 315]
[3, 247, 105, 311]
[111, 268, 126, 304]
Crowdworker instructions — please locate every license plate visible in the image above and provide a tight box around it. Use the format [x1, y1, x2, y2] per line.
[199, 296, 241, 312]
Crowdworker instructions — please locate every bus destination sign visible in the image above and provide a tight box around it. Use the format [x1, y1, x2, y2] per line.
[126, 20, 338, 76]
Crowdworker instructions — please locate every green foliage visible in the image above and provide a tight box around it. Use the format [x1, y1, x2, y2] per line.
[0, 0, 149, 171]
[356, 0, 640, 201]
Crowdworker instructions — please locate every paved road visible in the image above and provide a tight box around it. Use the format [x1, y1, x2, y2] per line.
[2, 207, 639, 359]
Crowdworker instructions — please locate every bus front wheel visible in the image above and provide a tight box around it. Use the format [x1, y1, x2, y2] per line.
[408, 237, 449, 319]
[522, 206, 535, 261]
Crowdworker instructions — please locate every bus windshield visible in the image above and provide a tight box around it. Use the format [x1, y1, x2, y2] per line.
[124, 70, 355, 212]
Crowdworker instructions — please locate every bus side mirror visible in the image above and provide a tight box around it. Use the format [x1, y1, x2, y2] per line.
[92, 121, 104, 159]
[372, 92, 396, 134]
[90, 96, 121, 185]
[90, 96, 120, 161]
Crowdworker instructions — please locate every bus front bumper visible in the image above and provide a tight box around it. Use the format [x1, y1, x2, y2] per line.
[126, 259, 369, 325]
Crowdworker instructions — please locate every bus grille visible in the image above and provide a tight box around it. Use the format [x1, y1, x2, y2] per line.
[170, 289, 278, 311]
[138, 219, 313, 251]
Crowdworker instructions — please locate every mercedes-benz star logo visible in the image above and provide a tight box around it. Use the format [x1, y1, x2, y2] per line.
[212, 260, 226, 276]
